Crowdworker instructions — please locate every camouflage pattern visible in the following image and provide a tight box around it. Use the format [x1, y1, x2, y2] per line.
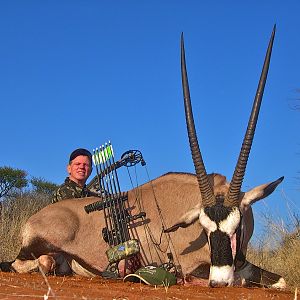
[52, 177, 98, 203]
[106, 239, 140, 264]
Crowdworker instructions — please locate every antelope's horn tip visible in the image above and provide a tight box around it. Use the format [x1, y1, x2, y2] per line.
[278, 176, 284, 182]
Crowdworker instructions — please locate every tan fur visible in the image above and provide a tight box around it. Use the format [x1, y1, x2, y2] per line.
[11, 172, 276, 279]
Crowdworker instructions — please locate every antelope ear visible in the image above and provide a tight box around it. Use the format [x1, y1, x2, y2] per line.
[164, 204, 201, 233]
[240, 176, 284, 212]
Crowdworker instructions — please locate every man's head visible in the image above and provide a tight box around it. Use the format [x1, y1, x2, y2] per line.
[67, 148, 92, 187]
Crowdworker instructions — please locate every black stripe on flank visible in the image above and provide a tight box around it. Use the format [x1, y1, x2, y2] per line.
[237, 261, 282, 287]
[210, 230, 233, 267]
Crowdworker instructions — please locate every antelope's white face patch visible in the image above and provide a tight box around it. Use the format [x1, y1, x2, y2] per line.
[199, 208, 217, 233]
[219, 207, 241, 235]
[199, 206, 240, 235]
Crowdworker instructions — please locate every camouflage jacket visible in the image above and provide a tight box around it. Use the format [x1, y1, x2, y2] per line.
[52, 177, 98, 204]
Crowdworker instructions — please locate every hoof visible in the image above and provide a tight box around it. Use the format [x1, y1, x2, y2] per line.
[271, 277, 287, 290]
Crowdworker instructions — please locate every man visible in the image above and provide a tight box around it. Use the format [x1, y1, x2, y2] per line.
[52, 148, 97, 203]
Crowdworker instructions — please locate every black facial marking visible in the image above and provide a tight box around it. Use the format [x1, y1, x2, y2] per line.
[215, 195, 225, 205]
[210, 230, 233, 266]
[204, 203, 234, 224]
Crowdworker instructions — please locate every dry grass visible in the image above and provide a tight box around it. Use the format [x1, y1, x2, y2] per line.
[247, 210, 300, 290]
[0, 192, 51, 262]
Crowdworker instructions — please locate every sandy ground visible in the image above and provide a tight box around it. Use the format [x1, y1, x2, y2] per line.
[0, 272, 296, 300]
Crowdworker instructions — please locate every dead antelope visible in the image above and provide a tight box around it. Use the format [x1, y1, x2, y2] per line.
[3, 27, 286, 289]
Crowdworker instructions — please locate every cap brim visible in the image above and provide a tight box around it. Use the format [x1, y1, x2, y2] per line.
[123, 273, 153, 285]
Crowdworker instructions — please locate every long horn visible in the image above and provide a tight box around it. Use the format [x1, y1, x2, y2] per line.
[181, 33, 215, 207]
[225, 25, 276, 207]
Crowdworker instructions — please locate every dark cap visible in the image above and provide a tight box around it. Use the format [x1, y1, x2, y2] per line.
[69, 148, 92, 164]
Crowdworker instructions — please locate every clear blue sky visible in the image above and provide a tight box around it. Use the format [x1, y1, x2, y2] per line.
[0, 1, 299, 237]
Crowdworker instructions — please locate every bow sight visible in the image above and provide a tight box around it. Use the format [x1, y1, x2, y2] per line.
[87, 148, 146, 192]
[84, 142, 146, 277]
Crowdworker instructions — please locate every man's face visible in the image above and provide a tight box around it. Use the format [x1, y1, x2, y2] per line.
[67, 155, 92, 187]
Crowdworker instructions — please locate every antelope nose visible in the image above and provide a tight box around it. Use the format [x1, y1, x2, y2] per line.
[209, 280, 228, 288]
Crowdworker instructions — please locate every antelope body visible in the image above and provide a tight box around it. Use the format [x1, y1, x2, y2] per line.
[10, 172, 284, 288]
[6, 27, 286, 288]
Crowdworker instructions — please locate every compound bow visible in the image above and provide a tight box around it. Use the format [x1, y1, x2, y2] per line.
[84, 142, 146, 277]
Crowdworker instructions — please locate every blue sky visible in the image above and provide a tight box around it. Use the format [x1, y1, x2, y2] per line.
[0, 1, 299, 237]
